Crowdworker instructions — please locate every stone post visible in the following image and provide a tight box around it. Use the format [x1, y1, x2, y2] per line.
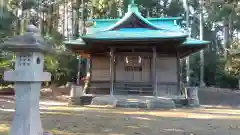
[0, 25, 52, 135]
[186, 87, 200, 107]
[69, 54, 84, 105]
[238, 79, 240, 90]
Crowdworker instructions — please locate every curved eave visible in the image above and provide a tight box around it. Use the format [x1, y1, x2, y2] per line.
[82, 37, 187, 48]
[147, 17, 183, 21]
[88, 17, 184, 32]
[104, 12, 184, 32]
[82, 29, 188, 41]
[83, 36, 187, 41]
[64, 39, 86, 50]
[64, 38, 85, 45]
[179, 39, 210, 58]
[88, 17, 183, 22]
[182, 38, 210, 47]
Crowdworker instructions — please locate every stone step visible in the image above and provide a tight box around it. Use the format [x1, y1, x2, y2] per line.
[73, 95, 180, 109]
[116, 100, 147, 108]
[171, 96, 190, 107]
[114, 87, 153, 91]
[113, 89, 153, 95]
[115, 84, 152, 87]
[91, 96, 117, 106]
[114, 83, 153, 94]
[69, 96, 95, 105]
[146, 98, 176, 109]
[116, 98, 176, 109]
[116, 86, 152, 88]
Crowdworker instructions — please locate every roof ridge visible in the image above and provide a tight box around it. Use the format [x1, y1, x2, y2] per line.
[104, 12, 168, 31]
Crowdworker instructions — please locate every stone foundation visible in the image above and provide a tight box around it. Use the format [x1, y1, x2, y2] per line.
[69, 96, 94, 105]
[146, 97, 176, 109]
[69, 85, 84, 105]
[69, 94, 199, 109]
[69, 97, 82, 105]
[70, 85, 83, 97]
[91, 95, 118, 107]
[186, 87, 200, 107]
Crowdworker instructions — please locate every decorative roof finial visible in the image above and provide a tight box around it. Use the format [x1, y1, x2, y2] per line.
[128, 0, 139, 13]
[131, 0, 135, 4]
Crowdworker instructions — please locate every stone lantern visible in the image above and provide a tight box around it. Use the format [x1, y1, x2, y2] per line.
[0, 24, 53, 135]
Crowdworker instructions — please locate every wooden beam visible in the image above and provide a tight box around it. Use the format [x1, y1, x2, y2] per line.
[109, 47, 115, 95]
[79, 53, 90, 58]
[89, 56, 92, 83]
[116, 52, 153, 57]
[152, 46, 157, 96]
[176, 52, 181, 94]
[77, 55, 82, 85]
[115, 46, 154, 49]
[86, 58, 90, 76]
[114, 55, 116, 84]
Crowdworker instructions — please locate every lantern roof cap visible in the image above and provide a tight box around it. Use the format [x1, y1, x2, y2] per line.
[0, 24, 54, 53]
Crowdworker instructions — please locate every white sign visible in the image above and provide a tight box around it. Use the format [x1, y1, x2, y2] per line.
[211, 0, 225, 3]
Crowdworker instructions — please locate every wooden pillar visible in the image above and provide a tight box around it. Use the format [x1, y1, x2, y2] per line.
[86, 57, 90, 77]
[110, 47, 115, 95]
[114, 52, 117, 83]
[152, 46, 157, 96]
[77, 55, 82, 85]
[176, 52, 181, 94]
[89, 56, 92, 82]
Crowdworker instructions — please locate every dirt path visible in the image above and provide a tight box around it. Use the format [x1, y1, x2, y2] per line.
[1, 89, 240, 135]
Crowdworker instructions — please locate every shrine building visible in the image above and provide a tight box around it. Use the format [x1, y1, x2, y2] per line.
[64, 1, 209, 97]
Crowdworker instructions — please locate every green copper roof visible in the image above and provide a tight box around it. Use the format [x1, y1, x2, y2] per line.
[87, 2, 184, 34]
[82, 28, 187, 40]
[64, 38, 85, 46]
[64, 0, 210, 53]
[87, 1, 183, 33]
[104, 12, 159, 31]
[65, 37, 210, 48]
[104, 1, 164, 31]
[88, 18, 183, 34]
[89, 17, 182, 22]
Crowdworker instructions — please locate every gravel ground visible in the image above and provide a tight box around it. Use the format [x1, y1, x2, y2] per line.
[0, 88, 240, 135]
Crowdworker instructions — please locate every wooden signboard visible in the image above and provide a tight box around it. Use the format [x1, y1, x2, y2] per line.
[211, 0, 224, 3]
[76, 52, 90, 58]
[80, 53, 90, 58]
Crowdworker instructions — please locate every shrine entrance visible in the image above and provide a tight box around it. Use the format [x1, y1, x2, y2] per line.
[126, 56, 143, 82]
[126, 55, 151, 82]
[114, 53, 153, 95]
[115, 55, 151, 82]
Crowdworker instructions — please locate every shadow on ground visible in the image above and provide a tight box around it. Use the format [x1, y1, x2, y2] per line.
[1, 104, 240, 135]
[1, 89, 240, 135]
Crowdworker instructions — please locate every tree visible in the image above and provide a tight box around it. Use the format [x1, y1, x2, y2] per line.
[0, 0, 239, 89]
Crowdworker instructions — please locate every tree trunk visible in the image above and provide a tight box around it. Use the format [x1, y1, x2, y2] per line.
[146, 8, 150, 17]
[228, 12, 233, 49]
[48, 5, 54, 35]
[223, 18, 229, 59]
[74, 0, 80, 39]
[50, 84, 58, 99]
